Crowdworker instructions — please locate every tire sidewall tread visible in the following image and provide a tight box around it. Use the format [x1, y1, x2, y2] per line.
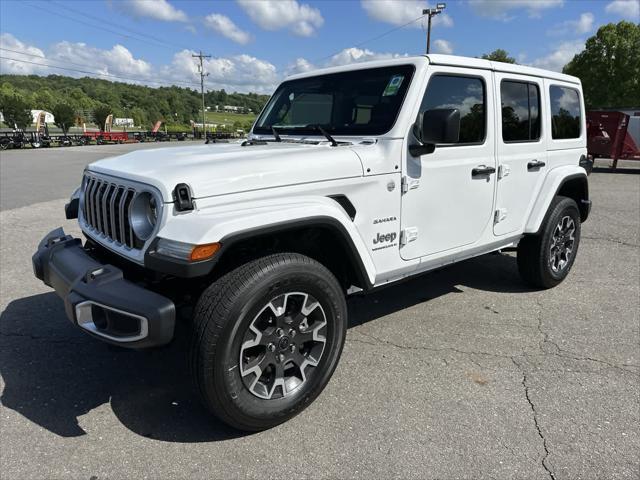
[190, 253, 347, 431]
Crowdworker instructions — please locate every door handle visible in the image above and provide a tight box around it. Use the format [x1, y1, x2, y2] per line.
[472, 165, 496, 177]
[527, 160, 546, 170]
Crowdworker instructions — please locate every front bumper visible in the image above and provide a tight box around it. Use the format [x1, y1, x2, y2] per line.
[32, 228, 175, 348]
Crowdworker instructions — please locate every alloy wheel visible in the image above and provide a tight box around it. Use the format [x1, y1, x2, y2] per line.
[549, 215, 576, 273]
[239, 292, 327, 400]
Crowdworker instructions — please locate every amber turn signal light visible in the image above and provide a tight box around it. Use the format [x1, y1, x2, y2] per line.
[189, 243, 221, 262]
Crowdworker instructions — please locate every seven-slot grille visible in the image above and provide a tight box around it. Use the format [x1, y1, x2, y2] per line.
[82, 174, 137, 248]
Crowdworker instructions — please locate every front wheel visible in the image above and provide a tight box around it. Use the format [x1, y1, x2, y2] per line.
[517, 196, 581, 288]
[191, 253, 347, 431]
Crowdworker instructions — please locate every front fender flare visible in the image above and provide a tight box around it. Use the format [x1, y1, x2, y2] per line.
[153, 196, 376, 285]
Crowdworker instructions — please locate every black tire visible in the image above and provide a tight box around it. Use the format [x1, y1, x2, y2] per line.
[517, 196, 581, 289]
[191, 253, 347, 431]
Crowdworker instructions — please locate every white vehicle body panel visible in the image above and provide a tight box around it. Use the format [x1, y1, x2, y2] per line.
[81, 54, 588, 290]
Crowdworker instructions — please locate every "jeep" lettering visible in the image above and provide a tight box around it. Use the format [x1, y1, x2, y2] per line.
[373, 232, 397, 245]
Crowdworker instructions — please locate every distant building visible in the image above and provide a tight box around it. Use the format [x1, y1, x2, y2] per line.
[223, 105, 241, 112]
[114, 118, 134, 127]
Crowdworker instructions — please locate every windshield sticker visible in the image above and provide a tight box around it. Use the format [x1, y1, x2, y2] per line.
[383, 75, 404, 96]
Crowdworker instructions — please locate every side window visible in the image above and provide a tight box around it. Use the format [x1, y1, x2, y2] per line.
[501, 81, 541, 142]
[420, 75, 485, 144]
[549, 86, 581, 139]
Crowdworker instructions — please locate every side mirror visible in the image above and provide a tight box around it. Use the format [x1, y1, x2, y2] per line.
[410, 108, 460, 157]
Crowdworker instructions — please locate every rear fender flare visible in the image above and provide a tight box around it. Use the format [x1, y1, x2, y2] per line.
[525, 166, 588, 233]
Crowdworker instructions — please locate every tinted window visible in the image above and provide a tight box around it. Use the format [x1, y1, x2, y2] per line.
[420, 75, 485, 144]
[254, 65, 414, 136]
[501, 81, 541, 142]
[550, 86, 581, 139]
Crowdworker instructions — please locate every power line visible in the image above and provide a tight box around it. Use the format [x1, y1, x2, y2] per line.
[0, 47, 115, 72]
[48, 0, 193, 52]
[22, 1, 179, 51]
[314, 14, 426, 63]
[0, 55, 201, 88]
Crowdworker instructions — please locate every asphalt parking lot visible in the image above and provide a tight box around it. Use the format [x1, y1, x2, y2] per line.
[1, 143, 638, 479]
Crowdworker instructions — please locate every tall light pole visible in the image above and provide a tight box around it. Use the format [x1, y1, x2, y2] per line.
[192, 50, 211, 139]
[422, 3, 446, 54]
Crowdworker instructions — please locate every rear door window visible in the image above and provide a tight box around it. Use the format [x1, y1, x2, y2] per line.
[500, 81, 541, 142]
[549, 86, 581, 139]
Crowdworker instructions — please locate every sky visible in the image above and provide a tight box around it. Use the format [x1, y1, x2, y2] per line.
[0, 0, 638, 94]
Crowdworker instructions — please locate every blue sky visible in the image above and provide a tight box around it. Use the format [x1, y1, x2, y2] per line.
[0, 0, 638, 93]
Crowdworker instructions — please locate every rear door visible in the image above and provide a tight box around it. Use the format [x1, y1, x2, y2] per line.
[494, 73, 547, 236]
[400, 66, 497, 260]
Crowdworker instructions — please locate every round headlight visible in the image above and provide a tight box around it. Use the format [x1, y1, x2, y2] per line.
[130, 192, 158, 241]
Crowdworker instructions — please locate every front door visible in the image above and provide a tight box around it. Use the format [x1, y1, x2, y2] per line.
[400, 67, 497, 260]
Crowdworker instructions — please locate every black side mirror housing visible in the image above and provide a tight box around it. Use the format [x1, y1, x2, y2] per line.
[410, 108, 461, 157]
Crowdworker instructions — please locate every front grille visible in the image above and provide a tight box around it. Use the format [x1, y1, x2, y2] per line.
[82, 174, 137, 249]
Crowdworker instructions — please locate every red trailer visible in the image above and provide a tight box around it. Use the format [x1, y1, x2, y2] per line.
[82, 131, 131, 144]
[587, 110, 640, 169]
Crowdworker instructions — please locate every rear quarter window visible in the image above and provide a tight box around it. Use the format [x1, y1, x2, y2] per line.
[549, 86, 581, 139]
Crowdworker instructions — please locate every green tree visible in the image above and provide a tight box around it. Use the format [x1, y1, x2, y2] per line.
[51, 102, 76, 134]
[563, 21, 640, 108]
[0, 93, 32, 129]
[481, 49, 516, 64]
[93, 104, 112, 131]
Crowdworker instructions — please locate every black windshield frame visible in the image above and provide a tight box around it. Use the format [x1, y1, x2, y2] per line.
[253, 65, 415, 136]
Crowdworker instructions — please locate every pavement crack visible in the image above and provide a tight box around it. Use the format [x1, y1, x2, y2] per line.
[534, 300, 638, 376]
[582, 235, 639, 248]
[511, 357, 556, 480]
[350, 329, 512, 362]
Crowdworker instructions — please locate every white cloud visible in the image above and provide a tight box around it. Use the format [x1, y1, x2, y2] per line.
[549, 12, 594, 35]
[605, 0, 640, 20]
[0, 34, 152, 80]
[0, 33, 279, 93]
[433, 39, 453, 54]
[361, 0, 453, 28]
[0, 33, 49, 75]
[162, 50, 279, 93]
[49, 41, 152, 78]
[237, 0, 324, 36]
[327, 47, 408, 67]
[531, 40, 585, 72]
[285, 47, 409, 77]
[469, 0, 563, 20]
[204, 14, 251, 44]
[116, 0, 187, 22]
[285, 57, 316, 76]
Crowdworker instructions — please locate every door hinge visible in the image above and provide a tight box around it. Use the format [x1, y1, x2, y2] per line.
[498, 164, 510, 179]
[494, 208, 508, 224]
[400, 227, 419, 246]
[401, 176, 420, 194]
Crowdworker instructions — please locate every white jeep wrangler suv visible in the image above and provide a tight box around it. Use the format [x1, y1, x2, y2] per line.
[33, 55, 591, 431]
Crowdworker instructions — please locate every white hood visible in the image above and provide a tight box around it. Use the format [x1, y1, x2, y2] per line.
[88, 142, 364, 202]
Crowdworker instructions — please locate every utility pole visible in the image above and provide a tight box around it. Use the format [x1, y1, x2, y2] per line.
[192, 50, 211, 140]
[422, 3, 446, 54]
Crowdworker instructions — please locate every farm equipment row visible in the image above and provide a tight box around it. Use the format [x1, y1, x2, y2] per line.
[0, 129, 193, 150]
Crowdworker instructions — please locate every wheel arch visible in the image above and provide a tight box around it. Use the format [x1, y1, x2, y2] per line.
[525, 167, 590, 234]
[213, 216, 374, 291]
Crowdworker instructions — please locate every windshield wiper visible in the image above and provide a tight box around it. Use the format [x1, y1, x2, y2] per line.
[313, 125, 338, 147]
[271, 126, 282, 142]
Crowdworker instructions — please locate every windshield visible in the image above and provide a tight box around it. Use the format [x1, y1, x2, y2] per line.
[254, 65, 415, 136]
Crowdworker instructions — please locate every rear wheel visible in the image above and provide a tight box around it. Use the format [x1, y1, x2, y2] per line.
[191, 253, 347, 431]
[517, 196, 581, 288]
